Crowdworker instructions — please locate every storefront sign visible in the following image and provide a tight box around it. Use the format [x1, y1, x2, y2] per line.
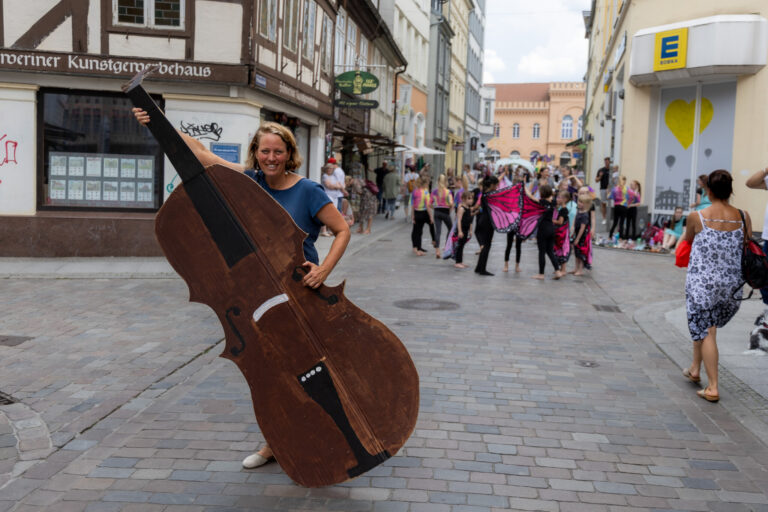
[253, 67, 332, 117]
[452, 143, 465, 151]
[210, 143, 241, 164]
[0, 49, 248, 84]
[654, 28, 688, 71]
[334, 71, 380, 95]
[334, 98, 379, 109]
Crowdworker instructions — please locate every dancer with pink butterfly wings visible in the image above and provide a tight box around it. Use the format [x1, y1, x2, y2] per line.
[483, 182, 568, 279]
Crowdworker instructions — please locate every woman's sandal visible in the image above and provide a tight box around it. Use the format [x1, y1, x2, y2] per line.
[696, 389, 719, 402]
[683, 368, 701, 384]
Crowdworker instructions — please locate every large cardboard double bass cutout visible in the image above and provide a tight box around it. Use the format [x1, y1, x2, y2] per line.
[123, 68, 419, 488]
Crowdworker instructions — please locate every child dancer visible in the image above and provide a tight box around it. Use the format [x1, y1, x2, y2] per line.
[411, 176, 436, 256]
[431, 174, 454, 258]
[525, 184, 566, 280]
[454, 191, 474, 269]
[572, 192, 593, 275]
[474, 175, 499, 276]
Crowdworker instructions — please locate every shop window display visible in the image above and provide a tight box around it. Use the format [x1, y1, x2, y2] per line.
[42, 90, 163, 210]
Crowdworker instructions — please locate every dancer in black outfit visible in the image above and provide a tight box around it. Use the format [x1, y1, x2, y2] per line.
[526, 184, 566, 280]
[474, 175, 499, 276]
[454, 191, 474, 269]
[503, 233, 524, 273]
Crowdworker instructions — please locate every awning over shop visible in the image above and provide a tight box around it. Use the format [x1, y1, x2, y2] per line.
[332, 130, 400, 155]
[629, 15, 767, 86]
[394, 144, 446, 155]
[565, 138, 583, 147]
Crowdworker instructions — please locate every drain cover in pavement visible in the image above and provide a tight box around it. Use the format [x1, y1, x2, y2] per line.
[393, 299, 459, 311]
[0, 335, 32, 347]
[592, 304, 621, 313]
[0, 392, 17, 405]
[576, 360, 600, 368]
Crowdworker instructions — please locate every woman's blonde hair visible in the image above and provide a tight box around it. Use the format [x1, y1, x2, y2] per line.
[437, 174, 447, 191]
[245, 122, 303, 171]
[418, 176, 430, 188]
[578, 191, 593, 210]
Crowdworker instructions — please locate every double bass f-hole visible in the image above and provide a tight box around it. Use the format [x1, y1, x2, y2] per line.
[292, 266, 339, 305]
[225, 306, 246, 356]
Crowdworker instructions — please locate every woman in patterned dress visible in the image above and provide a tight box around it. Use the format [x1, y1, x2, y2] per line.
[680, 170, 751, 402]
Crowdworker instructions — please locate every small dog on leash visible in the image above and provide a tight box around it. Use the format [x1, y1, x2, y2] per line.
[748, 312, 768, 352]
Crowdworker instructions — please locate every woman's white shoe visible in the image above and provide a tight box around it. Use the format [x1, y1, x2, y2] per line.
[242, 453, 272, 469]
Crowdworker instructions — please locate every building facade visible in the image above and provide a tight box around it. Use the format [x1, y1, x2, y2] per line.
[583, 1, 768, 226]
[478, 85, 496, 161]
[380, 0, 430, 172]
[0, 0, 408, 256]
[488, 82, 585, 166]
[445, 0, 472, 174]
[463, 0, 486, 168]
[425, 0, 454, 172]
[331, 1, 405, 173]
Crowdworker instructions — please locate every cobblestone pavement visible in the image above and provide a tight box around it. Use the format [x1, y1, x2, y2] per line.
[1, 222, 768, 511]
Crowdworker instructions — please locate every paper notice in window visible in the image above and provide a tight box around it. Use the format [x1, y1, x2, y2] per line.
[103, 181, 118, 201]
[103, 158, 119, 178]
[120, 181, 136, 201]
[86, 156, 102, 177]
[137, 181, 153, 203]
[86, 180, 101, 200]
[120, 158, 136, 178]
[50, 155, 68, 176]
[68, 180, 84, 200]
[68, 157, 85, 176]
[50, 179, 66, 200]
[137, 159, 153, 179]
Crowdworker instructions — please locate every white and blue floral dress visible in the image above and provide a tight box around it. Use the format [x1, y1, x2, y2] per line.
[685, 211, 743, 341]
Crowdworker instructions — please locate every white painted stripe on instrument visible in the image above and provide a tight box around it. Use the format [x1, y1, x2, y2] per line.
[252, 294, 290, 323]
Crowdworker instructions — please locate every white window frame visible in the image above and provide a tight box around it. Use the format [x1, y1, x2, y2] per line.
[561, 115, 573, 139]
[113, 0, 185, 30]
[284, 0, 300, 52]
[533, 123, 540, 139]
[259, 0, 278, 41]
[302, 0, 317, 61]
[512, 123, 520, 139]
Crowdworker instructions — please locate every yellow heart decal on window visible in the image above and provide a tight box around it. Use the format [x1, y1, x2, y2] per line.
[664, 98, 713, 149]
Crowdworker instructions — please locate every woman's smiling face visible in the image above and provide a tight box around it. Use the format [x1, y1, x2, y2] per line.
[256, 133, 290, 176]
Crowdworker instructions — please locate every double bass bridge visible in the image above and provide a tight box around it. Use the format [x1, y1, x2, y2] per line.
[298, 361, 390, 478]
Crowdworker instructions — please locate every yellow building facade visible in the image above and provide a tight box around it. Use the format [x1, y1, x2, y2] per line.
[446, 0, 473, 173]
[487, 82, 585, 166]
[584, 1, 768, 227]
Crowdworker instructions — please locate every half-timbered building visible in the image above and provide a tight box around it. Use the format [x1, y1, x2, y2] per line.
[0, 0, 339, 256]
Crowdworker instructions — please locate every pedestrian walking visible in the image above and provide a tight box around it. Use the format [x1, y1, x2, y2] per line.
[595, 157, 611, 224]
[474, 175, 499, 276]
[382, 166, 400, 219]
[745, 166, 768, 338]
[431, 174, 454, 257]
[353, 169, 377, 235]
[681, 170, 750, 403]
[373, 161, 389, 213]
[411, 176, 436, 256]
[403, 166, 419, 221]
[320, 163, 345, 236]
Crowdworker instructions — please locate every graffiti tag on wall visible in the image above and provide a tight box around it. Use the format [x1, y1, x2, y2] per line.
[179, 121, 223, 141]
[166, 121, 225, 193]
[0, 134, 19, 184]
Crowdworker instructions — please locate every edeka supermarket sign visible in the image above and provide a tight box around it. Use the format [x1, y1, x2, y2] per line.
[0, 49, 248, 84]
[653, 28, 688, 72]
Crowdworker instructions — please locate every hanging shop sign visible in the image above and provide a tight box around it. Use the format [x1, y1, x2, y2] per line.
[0, 49, 248, 84]
[334, 71, 380, 95]
[334, 98, 379, 109]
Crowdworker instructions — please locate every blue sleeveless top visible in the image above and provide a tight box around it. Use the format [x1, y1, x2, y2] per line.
[244, 170, 331, 264]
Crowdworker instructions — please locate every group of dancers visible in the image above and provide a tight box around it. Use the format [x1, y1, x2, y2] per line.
[410, 165, 595, 279]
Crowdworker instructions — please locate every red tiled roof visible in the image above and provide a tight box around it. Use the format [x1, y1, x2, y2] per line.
[488, 83, 550, 103]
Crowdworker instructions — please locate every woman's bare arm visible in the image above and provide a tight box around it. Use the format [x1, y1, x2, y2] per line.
[746, 168, 768, 190]
[133, 108, 245, 172]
